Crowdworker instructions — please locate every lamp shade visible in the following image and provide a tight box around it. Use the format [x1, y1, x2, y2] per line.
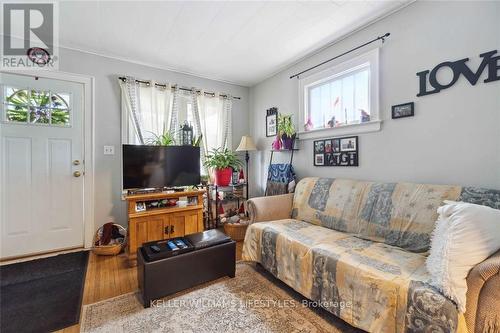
[236, 135, 257, 151]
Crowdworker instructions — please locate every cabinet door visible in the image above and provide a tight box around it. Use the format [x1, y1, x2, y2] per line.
[183, 210, 201, 235]
[169, 213, 185, 238]
[129, 215, 166, 254]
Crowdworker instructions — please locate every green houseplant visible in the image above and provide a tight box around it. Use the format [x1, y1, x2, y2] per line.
[204, 148, 242, 186]
[278, 114, 296, 150]
[146, 130, 176, 146]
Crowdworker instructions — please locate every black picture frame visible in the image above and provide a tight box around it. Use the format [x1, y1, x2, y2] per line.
[313, 136, 358, 167]
[266, 107, 278, 137]
[392, 102, 414, 119]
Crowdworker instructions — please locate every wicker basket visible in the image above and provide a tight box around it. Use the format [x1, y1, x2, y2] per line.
[92, 223, 127, 256]
[223, 222, 248, 241]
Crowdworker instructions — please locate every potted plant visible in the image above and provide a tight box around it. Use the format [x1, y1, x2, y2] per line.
[204, 148, 243, 186]
[146, 130, 176, 146]
[278, 114, 296, 150]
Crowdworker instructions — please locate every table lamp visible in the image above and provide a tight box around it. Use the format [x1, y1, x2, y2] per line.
[236, 135, 257, 201]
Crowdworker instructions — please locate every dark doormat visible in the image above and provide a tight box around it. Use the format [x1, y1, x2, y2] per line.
[0, 250, 89, 333]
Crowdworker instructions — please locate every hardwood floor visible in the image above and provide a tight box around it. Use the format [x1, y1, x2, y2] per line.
[58, 241, 243, 332]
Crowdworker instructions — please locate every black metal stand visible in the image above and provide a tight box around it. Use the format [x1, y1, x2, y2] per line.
[245, 151, 249, 200]
[264, 148, 297, 196]
[208, 183, 247, 228]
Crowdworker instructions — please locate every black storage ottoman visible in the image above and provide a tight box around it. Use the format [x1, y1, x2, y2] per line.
[137, 229, 236, 307]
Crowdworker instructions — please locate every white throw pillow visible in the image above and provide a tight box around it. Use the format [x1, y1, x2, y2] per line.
[426, 200, 500, 313]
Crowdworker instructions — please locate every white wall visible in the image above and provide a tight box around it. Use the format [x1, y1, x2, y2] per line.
[248, 1, 500, 197]
[58, 48, 249, 228]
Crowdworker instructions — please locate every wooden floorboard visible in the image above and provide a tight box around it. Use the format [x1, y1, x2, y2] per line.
[57, 241, 243, 332]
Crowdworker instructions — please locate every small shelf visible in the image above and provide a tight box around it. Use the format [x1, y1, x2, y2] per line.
[270, 148, 299, 152]
[125, 189, 205, 201]
[209, 194, 246, 201]
[207, 183, 247, 186]
[129, 204, 203, 218]
[214, 186, 244, 193]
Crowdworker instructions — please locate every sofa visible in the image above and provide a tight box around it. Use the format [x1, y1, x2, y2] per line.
[242, 177, 500, 333]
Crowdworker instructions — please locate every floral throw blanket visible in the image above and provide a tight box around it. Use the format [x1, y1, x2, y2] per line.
[243, 178, 500, 333]
[243, 219, 467, 333]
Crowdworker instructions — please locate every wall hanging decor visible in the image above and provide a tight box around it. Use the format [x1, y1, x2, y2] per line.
[392, 102, 414, 119]
[266, 107, 278, 137]
[416, 49, 499, 97]
[313, 136, 358, 167]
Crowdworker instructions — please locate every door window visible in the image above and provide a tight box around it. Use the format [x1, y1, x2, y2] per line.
[3, 86, 71, 126]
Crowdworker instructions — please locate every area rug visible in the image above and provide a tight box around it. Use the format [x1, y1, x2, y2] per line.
[81, 262, 361, 333]
[0, 250, 89, 333]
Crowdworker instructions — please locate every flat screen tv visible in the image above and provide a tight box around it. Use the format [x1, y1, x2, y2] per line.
[122, 145, 200, 189]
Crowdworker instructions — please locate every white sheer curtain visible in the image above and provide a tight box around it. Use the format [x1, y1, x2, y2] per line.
[120, 76, 143, 144]
[197, 92, 232, 151]
[190, 90, 208, 173]
[221, 96, 232, 150]
[120, 77, 171, 144]
[120, 77, 233, 157]
[167, 86, 180, 141]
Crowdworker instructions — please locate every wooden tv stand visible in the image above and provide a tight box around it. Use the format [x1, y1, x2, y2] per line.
[125, 189, 205, 266]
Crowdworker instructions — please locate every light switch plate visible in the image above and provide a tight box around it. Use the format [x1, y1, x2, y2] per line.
[104, 145, 115, 155]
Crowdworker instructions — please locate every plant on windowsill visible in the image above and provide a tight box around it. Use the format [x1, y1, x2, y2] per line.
[203, 148, 243, 186]
[278, 113, 296, 150]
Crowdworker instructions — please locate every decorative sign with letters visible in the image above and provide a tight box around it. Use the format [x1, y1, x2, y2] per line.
[266, 107, 278, 137]
[314, 136, 358, 167]
[417, 50, 499, 97]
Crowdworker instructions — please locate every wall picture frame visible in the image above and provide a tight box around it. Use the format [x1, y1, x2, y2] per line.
[314, 154, 324, 166]
[313, 136, 358, 167]
[266, 107, 278, 137]
[392, 102, 414, 119]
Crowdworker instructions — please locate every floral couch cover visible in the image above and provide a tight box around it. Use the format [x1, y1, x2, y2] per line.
[242, 177, 500, 333]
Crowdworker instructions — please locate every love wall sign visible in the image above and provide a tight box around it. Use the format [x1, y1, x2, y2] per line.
[417, 50, 499, 97]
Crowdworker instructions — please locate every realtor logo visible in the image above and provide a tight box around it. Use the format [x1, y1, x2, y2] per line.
[1, 2, 59, 69]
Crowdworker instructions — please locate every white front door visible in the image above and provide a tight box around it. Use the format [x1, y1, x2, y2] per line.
[0, 72, 85, 258]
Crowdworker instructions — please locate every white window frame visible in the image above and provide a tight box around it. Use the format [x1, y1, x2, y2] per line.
[298, 48, 381, 140]
[2, 85, 73, 127]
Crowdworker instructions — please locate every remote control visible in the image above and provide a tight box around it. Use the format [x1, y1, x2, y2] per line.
[174, 239, 187, 249]
[167, 241, 179, 251]
[150, 245, 161, 253]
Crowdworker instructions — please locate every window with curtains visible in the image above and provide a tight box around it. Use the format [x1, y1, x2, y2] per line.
[119, 77, 232, 174]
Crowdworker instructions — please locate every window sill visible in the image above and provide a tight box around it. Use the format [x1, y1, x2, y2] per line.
[297, 120, 382, 140]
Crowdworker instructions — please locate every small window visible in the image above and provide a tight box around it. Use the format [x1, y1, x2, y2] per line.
[3, 86, 71, 126]
[299, 49, 380, 137]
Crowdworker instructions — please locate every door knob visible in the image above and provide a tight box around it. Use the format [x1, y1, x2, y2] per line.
[73, 171, 81, 177]
[73, 160, 80, 165]
[170, 225, 175, 234]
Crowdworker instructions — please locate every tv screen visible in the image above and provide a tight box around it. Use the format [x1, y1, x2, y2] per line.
[122, 145, 200, 189]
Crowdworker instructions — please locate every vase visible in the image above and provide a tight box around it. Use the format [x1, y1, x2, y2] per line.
[272, 135, 282, 150]
[214, 167, 233, 186]
[281, 133, 295, 150]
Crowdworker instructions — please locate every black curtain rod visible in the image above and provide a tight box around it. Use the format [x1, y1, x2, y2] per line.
[118, 76, 241, 100]
[289, 32, 390, 79]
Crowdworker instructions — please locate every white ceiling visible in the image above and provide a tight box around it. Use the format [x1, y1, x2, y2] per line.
[55, 1, 411, 86]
